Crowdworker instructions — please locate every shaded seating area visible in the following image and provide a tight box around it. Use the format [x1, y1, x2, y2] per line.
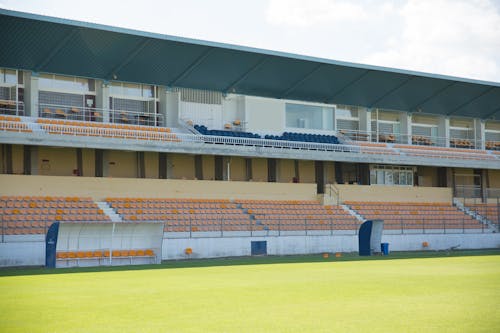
[194, 124, 261, 139]
[264, 132, 340, 144]
[0, 196, 110, 235]
[344, 201, 486, 232]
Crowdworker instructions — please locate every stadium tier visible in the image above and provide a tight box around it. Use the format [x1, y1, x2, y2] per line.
[344, 201, 486, 232]
[0, 9, 499, 266]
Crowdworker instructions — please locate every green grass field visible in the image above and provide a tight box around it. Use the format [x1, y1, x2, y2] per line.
[1, 251, 499, 332]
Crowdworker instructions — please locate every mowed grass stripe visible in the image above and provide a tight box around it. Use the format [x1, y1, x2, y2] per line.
[1, 255, 499, 333]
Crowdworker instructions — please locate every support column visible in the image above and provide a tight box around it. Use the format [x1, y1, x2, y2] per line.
[24, 72, 39, 117]
[359, 108, 371, 141]
[96, 80, 110, 123]
[400, 112, 412, 144]
[438, 116, 450, 147]
[474, 119, 485, 150]
[164, 88, 180, 128]
[29, 145, 38, 175]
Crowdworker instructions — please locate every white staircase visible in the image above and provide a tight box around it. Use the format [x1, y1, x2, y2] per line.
[96, 201, 123, 222]
[341, 204, 365, 222]
[453, 198, 496, 231]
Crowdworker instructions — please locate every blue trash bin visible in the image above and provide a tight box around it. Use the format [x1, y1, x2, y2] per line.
[381, 243, 389, 255]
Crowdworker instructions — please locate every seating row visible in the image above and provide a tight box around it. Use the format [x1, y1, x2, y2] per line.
[56, 248, 155, 259]
[195, 124, 261, 138]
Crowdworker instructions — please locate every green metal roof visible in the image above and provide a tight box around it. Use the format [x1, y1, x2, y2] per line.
[1, 9, 499, 119]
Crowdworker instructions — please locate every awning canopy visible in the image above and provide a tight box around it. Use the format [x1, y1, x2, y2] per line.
[1, 9, 499, 119]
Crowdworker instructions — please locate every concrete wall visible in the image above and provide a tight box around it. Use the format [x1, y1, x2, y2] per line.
[144, 152, 158, 179]
[298, 160, 315, 183]
[489, 170, 500, 188]
[0, 236, 45, 266]
[0, 174, 317, 201]
[12, 144, 24, 175]
[2, 233, 499, 267]
[252, 158, 268, 182]
[163, 233, 500, 260]
[417, 166, 438, 187]
[171, 153, 195, 179]
[278, 159, 295, 183]
[245, 96, 284, 133]
[202, 155, 215, 180]
[107, 150, 137, 178]
[82, 148, 95, 177]
[335, 184, 453, 203]
[229, 156, 246, 181]
[37, 147, 77, 176]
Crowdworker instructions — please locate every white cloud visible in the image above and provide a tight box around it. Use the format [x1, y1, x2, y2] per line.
[362, 0, 500, 81]
[266, 0, 369, 27]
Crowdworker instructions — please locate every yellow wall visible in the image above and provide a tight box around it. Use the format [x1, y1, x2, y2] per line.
[417, 167, 437, 187]
[252, 158, 267, 182]
[298, 160, 315, 183]
[38, 147, 76, 176]
[171, 154, 195, 179]
[82, 148, 95, 177]
[454, 168, 475, 186]
[334, 184, 452, 203]
[12, 144, 24, 175]
[107, 150, 136, 178]
[278, 159, 295, 183]
[229, 156, 246, 181]
[144, 152, 158, 179]
[201, 155, 214, 180]
[325, 161, 335, 184]
[0, 174, 318, 201]
[489, 170, 500, 188]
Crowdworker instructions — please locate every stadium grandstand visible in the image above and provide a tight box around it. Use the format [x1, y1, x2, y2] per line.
[0, 9, 499, 267]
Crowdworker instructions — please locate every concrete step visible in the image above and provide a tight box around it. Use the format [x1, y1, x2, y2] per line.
[341, 204, 365, 222]
[96, 201, 123, 222]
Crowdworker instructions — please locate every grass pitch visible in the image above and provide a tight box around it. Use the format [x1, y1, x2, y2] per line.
[1, 252, 499, 332]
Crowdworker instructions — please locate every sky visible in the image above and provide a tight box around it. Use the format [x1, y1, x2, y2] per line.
[2, 0, 500, 83]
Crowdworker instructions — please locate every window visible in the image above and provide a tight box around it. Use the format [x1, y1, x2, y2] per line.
[285, 103, 334, 130]
[110, 82, 156, 99]
[39, 74, 93, 92]
[0, 69, 17, 84]
[370, 165, 414, 186]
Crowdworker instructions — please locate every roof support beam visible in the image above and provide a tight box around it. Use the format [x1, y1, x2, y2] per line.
[279, 64, 323, 99]
[106, 39, 151, 80]
[326, 69, 371, 104]
[223, 56, 269, 93]
[446, 87, 496, 116]
[369, 76, 415, 108]
[408, 81, 456, 112]
[35, 28, 79, 72]
[168, 47, 214, 86]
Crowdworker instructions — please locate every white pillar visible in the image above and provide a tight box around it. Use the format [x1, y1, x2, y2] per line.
[474, 119, 485, 150]
[164, 88, 180, 128]
[359, 107, 371, 141]
[438, 116, 450, 147]
[400, 112, 412, 144]
[96, 80, 110, 123]
[24, 72, 39, 117]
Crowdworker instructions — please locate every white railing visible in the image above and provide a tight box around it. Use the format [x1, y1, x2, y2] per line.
[0, 100, 24, 117]
[1, 117, 499, 162]
[38, 103, 163, 127]
[338, 128, 497, 150]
